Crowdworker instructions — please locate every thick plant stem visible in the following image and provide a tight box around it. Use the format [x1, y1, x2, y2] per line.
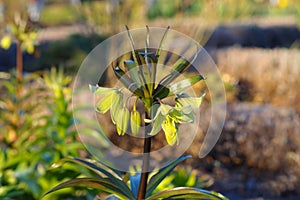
[137, 111, 152, 200]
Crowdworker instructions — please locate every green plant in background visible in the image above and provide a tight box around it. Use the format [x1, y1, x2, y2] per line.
[43, 26, 228, 200]
[0, 68, 94, 199]
[76, 0, 145, 34]
[0, 14, 38, 81]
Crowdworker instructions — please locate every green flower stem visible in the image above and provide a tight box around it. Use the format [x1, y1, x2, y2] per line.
[137, 110, 152, 200]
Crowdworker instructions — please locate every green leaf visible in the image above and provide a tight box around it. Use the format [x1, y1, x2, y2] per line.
[50, 158, 134, 198]
[170, 107, 194, 124]
[169, 75, 204, 95]
[129, 173, 141, 198]
[106, 195, 121, 200]
[146, 155, 192, 197]
[41, 178, 130, 200]
[125, 25, 147, 93]
[176, 92, 206, 108]
[89, 85, 114, 95]
[159, 104, 173, 116]
[159, 57, 191, 87]
[146, 187, 228, 200]
[155, 26, 170, 61]
[124, 60, 141, 86]
[153, 84, 170, 99]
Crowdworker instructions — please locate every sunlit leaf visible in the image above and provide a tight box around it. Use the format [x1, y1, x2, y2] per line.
[146, 187, 228, 200]
[159, 103, 172, 116]
[169, 75, 204, 95]
[159, 57, 191, 87]
[49, 158, 133, 197]
[170, 107, 194, 123]
[41, 178, 130, 200]
[176, 92, 206, 108]
[146, 155, 192, 197]
[89, 85, 114, 95]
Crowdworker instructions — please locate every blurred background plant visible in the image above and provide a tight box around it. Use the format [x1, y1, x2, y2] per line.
[0, 68, 99, 199]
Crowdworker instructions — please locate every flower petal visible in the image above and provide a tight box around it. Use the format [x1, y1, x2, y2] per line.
[96, 92, 113, 114]
[130, 110, 141, 136]
[162, 116, 178, 146]
[0, 35, 11, 49]
[149, 112, 165, 136]
[116, 106, 130, 136]
[110, 91, 123, 124]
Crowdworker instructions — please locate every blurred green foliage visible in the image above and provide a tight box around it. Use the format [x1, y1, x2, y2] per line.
[40, 3, 78, 26]
[0, 69, 94, 199]
[154, 166, 213, 193]
[32, 0, 300, 35]
[147, 0, 204, 19]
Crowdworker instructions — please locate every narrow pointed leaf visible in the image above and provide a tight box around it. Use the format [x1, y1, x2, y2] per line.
[155, 26, 170, 61]
[169, 75, 204, 95]
[129, 173, 141, 198]
[153, 84, 170, 99]
[146, 187, 228, 200]
[159, 57, 191, 87]
[176, 92, 206, 108]
[89, 85, 113, 95]
[113, 67, 133, 87]
[125, 25, 147, 91]
[50, 158, 134, 198]
[146, 155, 192, 197]
[42, 178, 130, 200]
[106, 195, 120, 200]
[124, 60, 141, 86]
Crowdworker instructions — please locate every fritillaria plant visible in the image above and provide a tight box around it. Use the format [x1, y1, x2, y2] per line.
[43, 26, 227, 200]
